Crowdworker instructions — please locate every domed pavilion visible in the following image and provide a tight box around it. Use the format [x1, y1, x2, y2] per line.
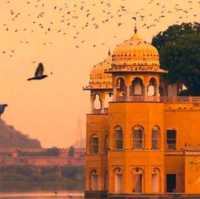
[84, 28, 200, 199]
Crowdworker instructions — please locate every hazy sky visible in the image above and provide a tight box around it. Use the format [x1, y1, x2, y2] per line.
[0, 0, 199, 147]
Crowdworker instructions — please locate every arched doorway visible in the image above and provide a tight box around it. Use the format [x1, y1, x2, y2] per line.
[90, 170, 98, 191]
[152, 168, 160, 193]
[114, 168, 123, 193]
[132, 168, 144, 193]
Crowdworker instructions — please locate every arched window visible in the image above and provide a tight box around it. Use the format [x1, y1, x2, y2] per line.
[147, 78, 157, 96]
[152, 168, 160, 193]
[115, 126, 123, 150]
[132, 168, 144, 193]
[90, 135, 99, 154]
[90, 170, 98, 191]
[116, 78, 126, 97]
[131, 78, 144, 96]
[114, 168, 123, 193]
[152, 126, 160, 150]
[133, 126, 144, 149]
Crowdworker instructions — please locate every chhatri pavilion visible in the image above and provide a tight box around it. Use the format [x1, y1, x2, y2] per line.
[84, 28, 200, 198]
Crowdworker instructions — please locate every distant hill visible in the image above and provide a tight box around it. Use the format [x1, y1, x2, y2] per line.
[0, 119, 41, 148]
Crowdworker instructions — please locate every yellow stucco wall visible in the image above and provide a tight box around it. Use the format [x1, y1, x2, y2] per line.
[85, 102, 200, 194]
[185, 154, 200, 193]
[164, 153, 185, 192]
[85, 114, 109, 191]
[164, 103, 200, 150]
[108, 102, 165, 193]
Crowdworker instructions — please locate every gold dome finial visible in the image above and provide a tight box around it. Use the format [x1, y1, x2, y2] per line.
[134, 24, 137, 34]
[132, 16, 137, 34]
[108, 49, 111, 56]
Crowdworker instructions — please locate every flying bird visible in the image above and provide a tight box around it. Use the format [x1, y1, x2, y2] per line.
[27, 63, 48, 81]
[0, 104, 8, 117]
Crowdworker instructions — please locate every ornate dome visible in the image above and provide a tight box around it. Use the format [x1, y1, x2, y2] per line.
[111, 32, 162, 72]
[86, 54, 112, 90]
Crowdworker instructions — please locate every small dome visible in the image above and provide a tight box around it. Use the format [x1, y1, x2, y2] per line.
[111, 32, 160, 72]
[87, 54, 112, 90]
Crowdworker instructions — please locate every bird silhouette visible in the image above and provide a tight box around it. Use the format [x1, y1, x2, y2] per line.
[0, 104, 8, 117]
[27, 63, 48, 81]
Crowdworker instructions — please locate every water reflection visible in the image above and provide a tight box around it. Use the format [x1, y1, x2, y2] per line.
[0, 192, 84, 199]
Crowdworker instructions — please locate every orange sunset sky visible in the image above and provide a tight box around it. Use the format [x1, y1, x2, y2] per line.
[0, 0, 199, 147]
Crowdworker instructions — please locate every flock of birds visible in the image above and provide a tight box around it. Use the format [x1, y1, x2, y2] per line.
[0, 0, 200, 54]
[0, 0, 200, 116]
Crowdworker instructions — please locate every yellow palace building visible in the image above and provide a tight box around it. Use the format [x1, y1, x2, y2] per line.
[84, 29, 200, 199]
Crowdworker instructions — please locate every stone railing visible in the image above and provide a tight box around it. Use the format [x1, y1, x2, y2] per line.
[91, 108, 108, 114]
[89, 97, 200, 114]
[112, 96, 200, 103]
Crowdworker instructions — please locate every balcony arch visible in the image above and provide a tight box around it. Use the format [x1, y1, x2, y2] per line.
[130, 77, 144, 96]
[147, 77, 157, 97]
[93, 93, 102, 110]
[115, 77, 127, 97]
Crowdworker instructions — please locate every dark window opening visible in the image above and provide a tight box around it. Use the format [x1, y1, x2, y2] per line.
[167, 174, 176, 192]
[90, 136, 99, 154]
[133, 126, 144, 149]
[167, 130, 176, 150]
[115, 126, 123, 150]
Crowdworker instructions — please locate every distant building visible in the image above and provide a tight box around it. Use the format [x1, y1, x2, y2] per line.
[84, 29, 200, 198]
[0, 147, 84, 167]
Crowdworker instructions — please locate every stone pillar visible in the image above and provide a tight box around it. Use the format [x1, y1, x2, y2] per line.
[144, 78, 148, 101]
[156, 85, 160, 96]
[127, 85, 130, 97]
[113, 87, 117, 100]
[144, 85, 148, 100]
[101, 99, 105, 113]
[100, 92, 106, 113]
[90, 93, 95, 113]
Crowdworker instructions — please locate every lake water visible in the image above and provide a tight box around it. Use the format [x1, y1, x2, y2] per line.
[0, 192, 84, 199]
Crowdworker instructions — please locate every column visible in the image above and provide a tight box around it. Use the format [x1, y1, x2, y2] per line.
[100, 92, 105, 113]
[113, 87, 117, 100]
[127, 85, 130, 97]
[90, 93, 95, 113]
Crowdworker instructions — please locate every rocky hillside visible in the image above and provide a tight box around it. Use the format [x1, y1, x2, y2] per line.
[0, 119, 41, 148]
